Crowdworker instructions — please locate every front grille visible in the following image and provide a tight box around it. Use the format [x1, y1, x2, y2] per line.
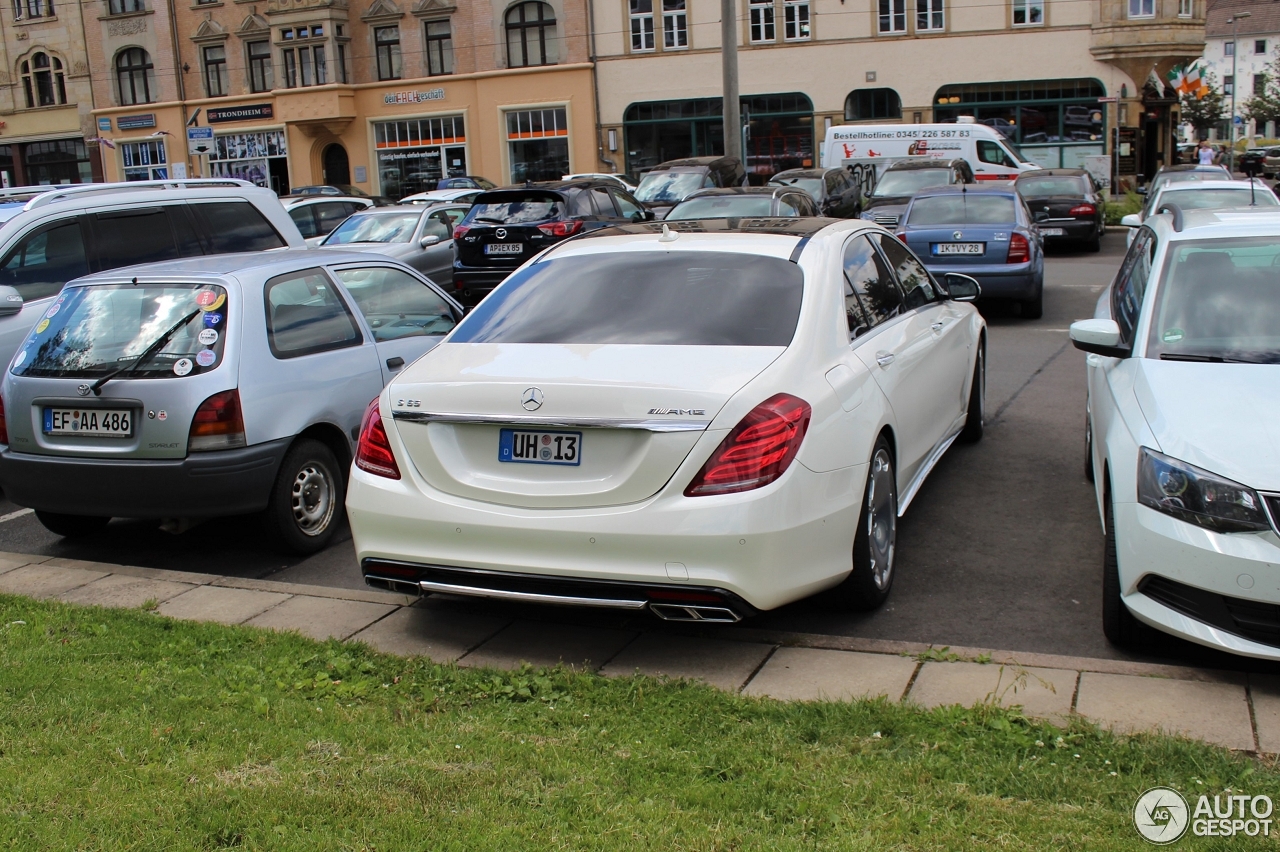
[1140, 574, 1280, 648]
[873, 215, 899, 226]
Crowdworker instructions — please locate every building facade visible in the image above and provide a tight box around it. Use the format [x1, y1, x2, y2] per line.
[86, 0, 597, 198]
[1199, 0, 1279, 137]
[0, 0, 101, 187]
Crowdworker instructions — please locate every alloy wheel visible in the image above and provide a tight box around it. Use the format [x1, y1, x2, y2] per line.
[866, 448, 897, 590]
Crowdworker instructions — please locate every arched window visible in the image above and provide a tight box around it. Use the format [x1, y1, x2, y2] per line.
[845, 88, 902, 121]
[21, 52, 66, 108]
[116, 48, 154, 105]
[506, 1, 557, 68]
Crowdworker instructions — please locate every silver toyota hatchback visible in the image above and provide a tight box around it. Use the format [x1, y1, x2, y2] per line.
[0, 249, 462, 552]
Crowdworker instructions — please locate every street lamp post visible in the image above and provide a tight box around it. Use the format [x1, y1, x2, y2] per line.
[1229, 12, 1251, 173]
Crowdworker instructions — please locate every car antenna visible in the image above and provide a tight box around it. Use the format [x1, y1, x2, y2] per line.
[659, 223, 678, 242]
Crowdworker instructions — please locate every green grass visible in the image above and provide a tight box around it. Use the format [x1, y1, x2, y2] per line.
[0, 594, 1272, 850]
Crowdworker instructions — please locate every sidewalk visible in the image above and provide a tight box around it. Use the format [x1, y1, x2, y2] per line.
[2, 550, 1276, 754]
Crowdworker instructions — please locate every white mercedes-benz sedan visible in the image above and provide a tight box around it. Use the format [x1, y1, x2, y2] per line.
[1074, 206, 1280, 658]
[346, 218, 986, 621]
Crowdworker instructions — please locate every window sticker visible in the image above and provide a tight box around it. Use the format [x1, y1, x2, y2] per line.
[173, 358, 193, 376]
[195, 291, 227, 312]
[203, 312, 223, 328]
[1162, 328, 1185, 343]
[35, 319, 49, 334]
[195, 349, 217, 367]
[198, 328, 219, 345]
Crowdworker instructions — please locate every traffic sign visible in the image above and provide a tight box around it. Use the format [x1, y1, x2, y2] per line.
[187, 125, 214, 156]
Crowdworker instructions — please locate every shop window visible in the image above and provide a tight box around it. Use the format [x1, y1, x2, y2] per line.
[375, 115, 467, 199]
[120, 140, 167, 180]
[14, 0, 53, 19]
[207, 130, 288, 190]
[783, 0, 809, 40]
[916, 0, 942, 31]
[506, 107, 569, 182]
[663, 0, 687, 48]
[107, 0, 142, 12]
[845, 88, 901, 121]
[750, 0, 775, 43]
[878, 0, 905, 33]
[506, 1, 558, 68]
[116, 47, 154, 106]
[21, 52, 66, 108]
[203, 46, 228, 97]
[425, 20, 453, 74]
[1127, 0, 1153, 17]
[630, 0, 654, 51]
[248, 40, 272, 92]
[375, 26, 402, 81]
[1012, 0, 1042, 25]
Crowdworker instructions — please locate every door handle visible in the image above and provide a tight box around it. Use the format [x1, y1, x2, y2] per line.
[386, 356, 405, 370]
[931, 321, 945, 332]
[876, 352, 895, 367]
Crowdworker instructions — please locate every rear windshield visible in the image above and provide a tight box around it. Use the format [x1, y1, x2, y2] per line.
[772, 177, 823, 197]
[667, 196, 774, 219]
[323, 211, 419, 244]
[634, 171, 708, 204]
[873, 169, 953, 197]
[466, 193, 563, 225]
[451, 251, 802, 346]
[1160, 188, 1278, 210]
[907, 195, 1016, 226]
[12, 283, 229, 379]
[1017, 176, 1086, 197]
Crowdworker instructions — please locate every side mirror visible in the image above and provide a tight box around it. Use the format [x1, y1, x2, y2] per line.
[643, 209, 656, 221]
[943, 273, 981, 302]
[1136, 186, 1148, 196]
[420, 234, 442, 247]
[1120, 213, 1141, 228]
[1069, 318, 1129, 358]
[0, 286, 22, 317]
[1033, 210, 1050, 223]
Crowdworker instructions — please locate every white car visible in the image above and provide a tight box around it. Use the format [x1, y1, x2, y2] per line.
[346, 219, 987, 621]
[1122, 179, 1276, 247]
[282, 195, 376, 247]
[1074, 206, 1280, 658]
[562, 172, 639, 191]
[398, 188, 483, 206]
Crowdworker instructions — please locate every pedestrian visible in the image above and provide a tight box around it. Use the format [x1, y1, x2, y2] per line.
[1197, 139, 1216, 166]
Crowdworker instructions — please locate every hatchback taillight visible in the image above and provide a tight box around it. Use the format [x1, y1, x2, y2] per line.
[355, 397, 400, 480]
[1069, 204, 1096, 217]
[188, 389, 245, 452]
[0, 394, 9, 445]
[684, 394, 811, 497]
[1007, 233, 1030, 264]
[452, 224, 470, 240]
[537, 220, 584, 237]
[897, 232, 909, 242]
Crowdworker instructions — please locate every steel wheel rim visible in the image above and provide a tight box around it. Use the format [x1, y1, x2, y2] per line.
[291, 462, 335, 536]
[866, 448, 897, 590]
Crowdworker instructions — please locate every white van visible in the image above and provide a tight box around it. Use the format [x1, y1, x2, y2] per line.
[821, 121, 1040, 194]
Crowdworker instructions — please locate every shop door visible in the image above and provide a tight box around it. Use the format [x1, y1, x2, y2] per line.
[323, 144, 350, 186]
[268, 158, 290, 196]
[444, 146, 467, 178]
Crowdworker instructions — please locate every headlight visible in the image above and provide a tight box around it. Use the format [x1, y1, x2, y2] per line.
[1137, 448, 1271, 533]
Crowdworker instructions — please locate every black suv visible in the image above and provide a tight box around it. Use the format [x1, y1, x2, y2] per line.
[451, 179, 652, 304]
[859, 158, 974, 227]
[769, 167, 862, 218]
[632, 156, 747, 220]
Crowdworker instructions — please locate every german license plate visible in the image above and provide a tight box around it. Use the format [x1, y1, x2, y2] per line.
[498, 429, 581, 466]
[934, 243, 984, 255]
[43, 407, 133, 437]
[1040, 228, 1065, 236]
[485, 243, 523, 255]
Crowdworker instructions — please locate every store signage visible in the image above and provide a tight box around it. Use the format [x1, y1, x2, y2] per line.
[1097, 96, 1119, 103]
[206, 104, 274, 124]
[116, 113, 156, 130]
[384, 88, 445, 105]
[97, 117, 113, 133]
[187, 125, 215, 156]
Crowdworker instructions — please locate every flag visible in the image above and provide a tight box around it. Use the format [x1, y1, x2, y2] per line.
[1185, 65, 1210, 99]
[1167, 65, 1188, 95]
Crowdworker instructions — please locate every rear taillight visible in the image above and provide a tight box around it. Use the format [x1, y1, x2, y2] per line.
[452, 224, 470, 240]
[355, 397, 400, 480]
[897, 232, 908, 242]
[1007, 233, 1030, 264]
[537, 220, 584, 237]
[188, 389, 245, 452]
[1069, 204, 1096, 217]
[684, 394, 811, 497]
[0, 394, 9, 445]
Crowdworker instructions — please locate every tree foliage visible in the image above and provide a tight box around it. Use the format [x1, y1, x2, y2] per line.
[1242, 56, 1280, 128]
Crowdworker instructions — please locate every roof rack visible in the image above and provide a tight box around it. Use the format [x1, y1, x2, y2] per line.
[0, 186, 60, 203]
[24, 178, 255, 212]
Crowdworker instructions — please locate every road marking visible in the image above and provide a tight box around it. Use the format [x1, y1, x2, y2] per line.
[0, 508, 34, 523]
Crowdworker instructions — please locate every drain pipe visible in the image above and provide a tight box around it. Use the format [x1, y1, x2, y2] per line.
[167, 0, 191, 174]
[586, 0, 615, 172]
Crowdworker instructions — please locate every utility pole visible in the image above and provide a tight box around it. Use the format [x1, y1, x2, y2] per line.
[1229, 11, 1251, 173]
[721, 0, 741, 162]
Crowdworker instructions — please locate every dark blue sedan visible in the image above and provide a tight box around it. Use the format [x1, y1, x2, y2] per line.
[897, 186, 1046, 318]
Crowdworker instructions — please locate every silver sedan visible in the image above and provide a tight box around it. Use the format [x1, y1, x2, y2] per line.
[317, 204, 469, 285]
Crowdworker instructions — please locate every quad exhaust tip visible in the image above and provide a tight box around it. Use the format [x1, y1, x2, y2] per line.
[649, 603, 742, 623]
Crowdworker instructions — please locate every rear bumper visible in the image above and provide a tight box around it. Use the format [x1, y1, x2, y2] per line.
[0, 437, 290, 518]
[1039, 219, 1097, 242]
[452, 264, 518, 302]
[924, 262, 1040, 299]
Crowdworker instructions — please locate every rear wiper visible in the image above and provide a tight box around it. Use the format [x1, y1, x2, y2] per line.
[90, 308, 201, 396]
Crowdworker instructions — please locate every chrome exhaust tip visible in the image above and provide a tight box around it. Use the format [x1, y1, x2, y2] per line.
[649, 603, 741, 623]
[364, 575, 423, 597]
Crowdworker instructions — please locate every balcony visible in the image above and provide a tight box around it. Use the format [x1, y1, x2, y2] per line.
[1091, 0, 1205, 84]
[265, 0, 346, 13]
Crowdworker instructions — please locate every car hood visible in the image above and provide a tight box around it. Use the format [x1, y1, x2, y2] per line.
[1133, 359, 1280, 490]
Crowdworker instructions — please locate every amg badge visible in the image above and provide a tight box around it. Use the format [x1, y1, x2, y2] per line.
[648, 408, 706, 416]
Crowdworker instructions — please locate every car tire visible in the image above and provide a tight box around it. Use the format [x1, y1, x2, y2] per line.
[1102, 489, 1146, 648]
[958, 341, 984, 444]
[829, 436, 898, 611]
[1021, 285, 1044, 320]
[34, 511, 110, 538]
[1086, 232, 1101, 253]
[1084, 417, 1095, 483]
[260, 438, 344, 555]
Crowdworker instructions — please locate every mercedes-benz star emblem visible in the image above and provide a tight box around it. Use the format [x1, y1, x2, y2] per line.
[953, 231, 963, 240]
[521, 387, 544, 411]
[76, 384, 91, 397]
[496, 227, 507, 239]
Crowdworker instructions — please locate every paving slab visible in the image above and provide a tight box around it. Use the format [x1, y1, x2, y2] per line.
[1076, 671, 1254, 751]
[245, 595, 397, 641]
[602, 632, 774, 691]
[460, 620, 637, 671]
[0, 564, 110, 600]
[212, 575, 414, 606]
[1248, 675, 1280, 754]
[348, 605, 509, 662]
[907, 661, 1076, 722]
[157, 586, 291, 625]
[0, 550, 49, 566]
[59, 574, 196, 609]
[0, 555, 34, 576]
[742, 646, 918, 702]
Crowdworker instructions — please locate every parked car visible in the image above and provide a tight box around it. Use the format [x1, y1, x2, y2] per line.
[436, 176, 497, 191]
[0, 179, 306, 377]
[318, 204, 463, 285]
[1262, 148, 1280, 177]
[897, 185, 1046, 318]
[859, 159, 975, 227]
[665, 186, 819, 220]
[347, 218, 986, 619]
[400, 188, 483, 206]
[289, 185, 395, 206]
[1239, 147, 1272, 175]
[632, 156, 746, 220]
[282, 195, 376, 247]
[562, 172, 639, 191]
[0, 249, 462, 551]
[1072, 207, 1280, 659]
[1122, 179, 1277, 246]
[451, 179, 651, 305]
[1139, 164, 1231, 203]
[1014, 168, 1106, 252]
[769, 167, 862, 218]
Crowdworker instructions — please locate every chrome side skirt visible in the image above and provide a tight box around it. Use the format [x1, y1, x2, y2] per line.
[897, 427, 962, 517]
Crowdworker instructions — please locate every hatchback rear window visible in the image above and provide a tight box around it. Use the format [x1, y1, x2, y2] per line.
[451, 251, 802, 346]
[1017, 176, 1087, 197]
[907, 195, 1016, 226]
[466, 193, 564, 224]
[12, 283, 229, 379]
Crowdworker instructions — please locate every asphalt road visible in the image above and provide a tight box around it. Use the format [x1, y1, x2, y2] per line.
[0, 232, 1266, 671]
